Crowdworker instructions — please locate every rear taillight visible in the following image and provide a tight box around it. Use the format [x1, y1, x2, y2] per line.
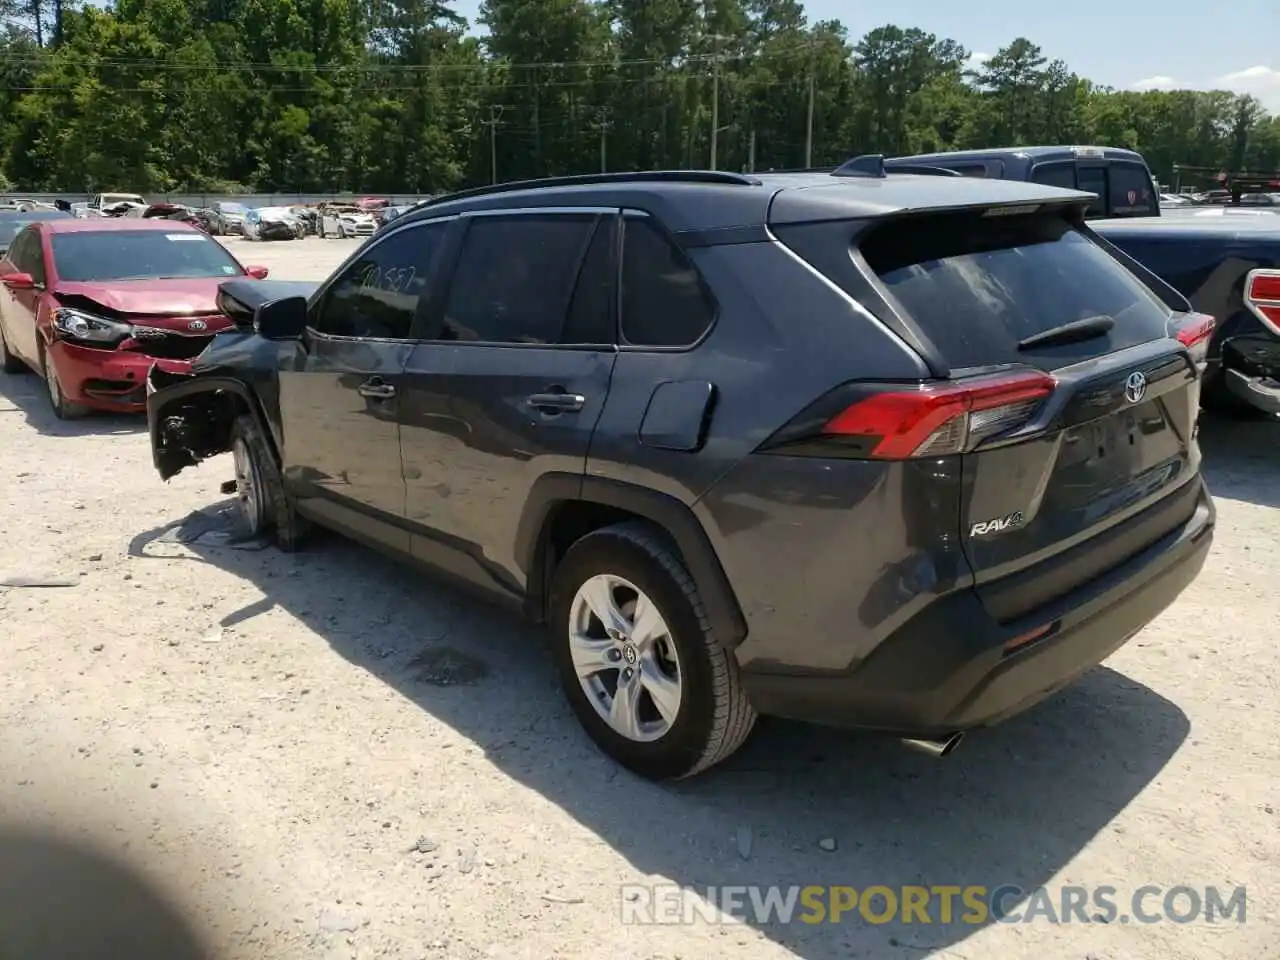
[1172, 312, 1216, 349]
[1244, 269, 1280, 337]
[764, 371, 1056, 461]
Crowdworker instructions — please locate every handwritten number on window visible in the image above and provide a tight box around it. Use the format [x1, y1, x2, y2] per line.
[357, 264, 416, 295]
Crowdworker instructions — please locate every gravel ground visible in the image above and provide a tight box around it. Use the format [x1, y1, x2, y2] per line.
[0, 235, 1276, 960]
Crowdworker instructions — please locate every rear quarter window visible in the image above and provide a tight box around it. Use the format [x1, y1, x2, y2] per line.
[859, 211, 1172, 370]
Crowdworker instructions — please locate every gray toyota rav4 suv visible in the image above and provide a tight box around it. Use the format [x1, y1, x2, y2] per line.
[145, 159, 1216, 780]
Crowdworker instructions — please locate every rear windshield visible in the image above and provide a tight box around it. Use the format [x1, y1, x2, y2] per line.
[860, 212, 1171, 369]
[51, 230, 242, 282]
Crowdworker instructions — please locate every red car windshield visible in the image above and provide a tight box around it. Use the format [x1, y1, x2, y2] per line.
[50, 230, 243, 282]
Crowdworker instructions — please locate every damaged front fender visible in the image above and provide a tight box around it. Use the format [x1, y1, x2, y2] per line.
[146, 332, 296, 481]
[148, 279, 314, 482]
[146, 367, 271, 481]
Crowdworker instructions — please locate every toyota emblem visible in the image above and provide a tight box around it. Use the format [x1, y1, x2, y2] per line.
[187, 318, 208, 331]
[1124, 371, 1147, 404]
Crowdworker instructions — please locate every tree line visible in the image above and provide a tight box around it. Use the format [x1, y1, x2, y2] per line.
[0, 0, 1276, 195]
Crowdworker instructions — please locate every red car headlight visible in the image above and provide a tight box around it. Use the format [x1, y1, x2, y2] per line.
[53, 307, 133, 346]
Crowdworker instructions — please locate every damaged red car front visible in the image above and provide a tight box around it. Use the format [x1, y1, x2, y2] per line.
[0, 218, 269, 419]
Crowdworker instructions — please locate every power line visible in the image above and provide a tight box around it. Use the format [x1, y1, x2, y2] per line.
[0, 41, 826, 75]
[0, 71, 767, 95]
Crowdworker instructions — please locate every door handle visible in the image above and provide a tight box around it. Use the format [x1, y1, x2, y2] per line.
[358, 377, 396, 400]
[526, 391, 586, 413]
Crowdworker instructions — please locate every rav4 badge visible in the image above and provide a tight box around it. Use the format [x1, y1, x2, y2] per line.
[970, 512, 1025, 537]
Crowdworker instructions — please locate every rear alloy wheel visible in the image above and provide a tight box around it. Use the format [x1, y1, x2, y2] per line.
[228, 414, 309, 551]
[0, 327, 26, 374]
[549, 522, 756, 780]
[39, 343, 88, 419]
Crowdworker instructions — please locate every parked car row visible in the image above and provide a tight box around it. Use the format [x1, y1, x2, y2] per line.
[0, 156, 1263, 781]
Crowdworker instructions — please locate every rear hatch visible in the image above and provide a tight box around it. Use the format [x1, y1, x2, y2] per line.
[863, 207, 1203, 620]
[776, 201, 1204, 623]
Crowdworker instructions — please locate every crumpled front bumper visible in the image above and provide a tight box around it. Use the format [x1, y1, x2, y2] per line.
[49, 340, 195, 411]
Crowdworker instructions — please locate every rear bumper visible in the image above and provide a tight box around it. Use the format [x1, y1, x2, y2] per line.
[1224, 368, 1280, 415]
[740, 482, 1214, 735]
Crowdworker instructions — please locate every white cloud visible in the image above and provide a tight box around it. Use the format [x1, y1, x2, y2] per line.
[1131, 75, 1178, 92]
[1217, 66, 1280, 111]
[1126, 65, 1280, 112]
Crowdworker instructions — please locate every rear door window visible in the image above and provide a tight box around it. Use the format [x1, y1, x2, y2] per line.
[860, 211, 1172, 370]
[1076, 167, 1108, 218]
[436, 213, 597, 344]
[1108, 163, 1157, 216]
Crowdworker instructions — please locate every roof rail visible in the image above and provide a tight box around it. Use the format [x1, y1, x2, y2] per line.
[881, 163, 964, 178]
[418, 170, 761, 209]
[831, 154, 887, 179]
[763, 166, 838, 174]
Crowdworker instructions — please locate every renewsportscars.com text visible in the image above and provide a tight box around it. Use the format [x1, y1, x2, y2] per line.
[620, 884, 1247, 926]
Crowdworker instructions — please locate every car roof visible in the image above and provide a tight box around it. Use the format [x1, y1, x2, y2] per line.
[886, 145, 1149, 165]
[401, 169, 1095, 234]
[40, 217, 202, 234]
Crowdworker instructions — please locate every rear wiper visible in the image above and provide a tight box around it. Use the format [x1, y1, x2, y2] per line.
[1017, 315, 1115, 351]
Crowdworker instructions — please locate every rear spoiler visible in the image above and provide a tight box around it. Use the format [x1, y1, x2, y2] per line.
[1082, 226, 1195, 315]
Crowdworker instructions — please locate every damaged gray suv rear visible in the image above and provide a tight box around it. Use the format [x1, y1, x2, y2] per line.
[145, 160, 1215, 780]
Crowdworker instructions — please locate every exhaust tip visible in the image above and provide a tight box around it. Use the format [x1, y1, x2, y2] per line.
[900, 732, 965, 758]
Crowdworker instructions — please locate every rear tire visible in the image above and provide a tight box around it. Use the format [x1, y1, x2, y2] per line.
[228, 414, 309, 551]
[39, 342, 88, 419]
[0, 327, 26, 374]
[548, 521, 756, 780]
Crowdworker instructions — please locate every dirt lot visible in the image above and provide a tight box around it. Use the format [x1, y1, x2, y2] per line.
[0, 235, 1276, 960]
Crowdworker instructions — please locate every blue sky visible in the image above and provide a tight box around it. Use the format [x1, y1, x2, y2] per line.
[450, 0, 1280, 111]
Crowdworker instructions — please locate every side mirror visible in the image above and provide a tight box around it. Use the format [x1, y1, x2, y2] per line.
[244, 265, 270, 279]
[255, 295, 308, 340]
[2, 272, 36, 290]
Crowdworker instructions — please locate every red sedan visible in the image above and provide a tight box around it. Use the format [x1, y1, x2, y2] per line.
[0, 218, 269, 418]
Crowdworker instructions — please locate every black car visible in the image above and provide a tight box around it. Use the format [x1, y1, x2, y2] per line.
[144, 161, 1215, 779]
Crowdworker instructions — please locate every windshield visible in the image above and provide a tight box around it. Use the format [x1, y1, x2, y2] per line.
[0, 212, 70, 245]
[50, 230, 243, 282]
[219, 203, 246, 214]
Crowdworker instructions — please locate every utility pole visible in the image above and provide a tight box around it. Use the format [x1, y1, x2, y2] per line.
[747, 129, 756, 173]
[710, 33, 722, 170]
[805, 33, 816, 168]
[595, 107, 612, 172]
[480, 106, 504, 184]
